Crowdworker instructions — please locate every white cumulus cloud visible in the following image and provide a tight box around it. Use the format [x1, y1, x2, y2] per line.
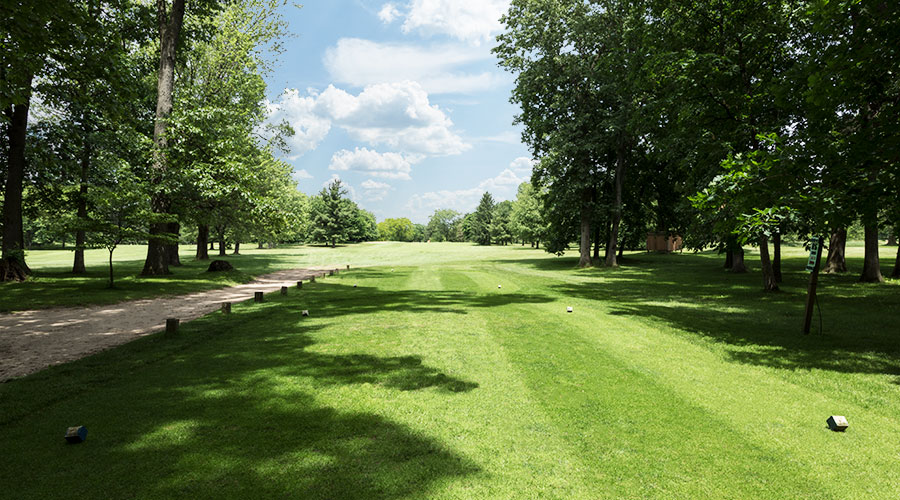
[328, 148, 420, 180]
[378, 3, 401, 23]
[361, 179, 393, 201]
[323, 38, 504, 94]
[265, 82, 469, 159]
[265, 89, 332, 160]
[292, 168, 313, 181]
[401, 0, 511, 45]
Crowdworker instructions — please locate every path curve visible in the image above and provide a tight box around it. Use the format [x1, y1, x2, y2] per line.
[0, 267, 335, 382]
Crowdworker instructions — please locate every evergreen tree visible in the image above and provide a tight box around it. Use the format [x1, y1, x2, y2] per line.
[472, 192, 495, 245]
[309, 179, 354, 247]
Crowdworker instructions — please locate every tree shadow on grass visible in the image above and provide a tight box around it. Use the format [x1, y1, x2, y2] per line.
[503, 253, 900, 378]
[0, 305, 481, 499]
[298, 269, 554, 318]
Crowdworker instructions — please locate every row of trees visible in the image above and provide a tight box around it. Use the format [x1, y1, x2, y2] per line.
[494, 0, 899, 289]
[1, 0, 322, 281]
[420, 183, 547, 247]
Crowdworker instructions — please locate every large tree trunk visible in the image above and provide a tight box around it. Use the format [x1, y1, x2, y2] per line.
[196, 224, 209, 260]
[759, 235, 779, 291]
[72, 139, 90, 274]
[592, 224, 600, 263]
[860, 222, 884, 282]
[142, 0, 186, 276]
[166, 222, 181, 266]
[772, 231, 782, 283]
[724, 247, 733, 269]
[731, 247, 748, 273]
[823, 228, 847, 273]
[1, 74, 33, 281]
[578, 187, 592, 267]
[257, 241, 264, 249]
[218, 236, 226, 256]
[233, 241, 240, 255]
[605, 144, 625, 268]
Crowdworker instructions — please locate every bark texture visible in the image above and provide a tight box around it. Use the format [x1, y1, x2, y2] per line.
[605, 145, 625, 267]
[73, 140, 90, 274]
[232, 241, 240, 255]
[1, 75, 33, 280]
[578, 187, 592, 267]
[758, 235, 779, 291]
[196, 224, 209, 260]
[166, 222, 181, 266]
[823, 228, 847, 273]
[860, 223, 884, 282]
[142, 0, 186, 276]
[730, 247, 748, 273]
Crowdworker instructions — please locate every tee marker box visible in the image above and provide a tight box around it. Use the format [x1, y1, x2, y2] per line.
[827, 415, 848, 431]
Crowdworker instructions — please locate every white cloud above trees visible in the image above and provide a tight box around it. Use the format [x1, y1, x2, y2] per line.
[379, 0, 511, 45]
[266, 81, 469, 159]
[323, 38, 504, 94]
[328, 148, 420, 180]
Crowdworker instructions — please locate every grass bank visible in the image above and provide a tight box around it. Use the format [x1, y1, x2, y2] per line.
[1, 243, 898, 498]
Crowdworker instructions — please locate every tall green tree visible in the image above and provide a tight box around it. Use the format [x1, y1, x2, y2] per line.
[309, 179, 354, 248]
[425, 209, 461, 242]
[472, 192, 495, 245]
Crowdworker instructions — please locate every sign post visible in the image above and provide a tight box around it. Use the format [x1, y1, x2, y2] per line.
[803, 236, 824, 334]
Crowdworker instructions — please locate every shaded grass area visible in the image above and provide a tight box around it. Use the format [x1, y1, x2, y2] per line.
[2, 243, 899, 498]
[0, 246, 304, 312]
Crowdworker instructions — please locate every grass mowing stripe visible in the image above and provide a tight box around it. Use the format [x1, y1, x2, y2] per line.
[2, 243, 898, 499]
[470, 267, 835, 498]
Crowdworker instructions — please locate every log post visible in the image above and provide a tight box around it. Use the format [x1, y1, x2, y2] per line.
[280, 286, 288, 295]
[165, 318, 179, 336]
[297, 281, 302, 288]
[346, 264, 350, 269]
[221, 302, 231, 314]
[254, 291, 264, 303]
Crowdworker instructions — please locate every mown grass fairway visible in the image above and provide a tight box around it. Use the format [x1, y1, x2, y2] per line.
[1, 243, 899, 498]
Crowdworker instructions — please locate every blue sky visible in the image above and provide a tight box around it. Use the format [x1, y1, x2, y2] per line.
[263, 0, 532, 223]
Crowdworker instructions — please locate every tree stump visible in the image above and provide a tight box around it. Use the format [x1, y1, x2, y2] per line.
[206, 260, 234, 272]
[165, 318, 179, 336]
[297, 281, 302, 288]
[254, 291, 264, 303]
[280, 286, 288, 295]
[221, 302, 231, 314]
[346, 264, 350, 269]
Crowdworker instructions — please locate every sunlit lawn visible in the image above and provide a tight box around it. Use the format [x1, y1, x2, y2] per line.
[1, 242, 898, 498]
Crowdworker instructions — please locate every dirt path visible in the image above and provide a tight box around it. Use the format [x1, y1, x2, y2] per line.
[0, 267, 334, 382]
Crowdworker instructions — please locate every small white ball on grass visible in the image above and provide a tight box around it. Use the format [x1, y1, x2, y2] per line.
[301, 310, 309, 317]
[498, 284, 502, 289]
[567, 306, 573, 313]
